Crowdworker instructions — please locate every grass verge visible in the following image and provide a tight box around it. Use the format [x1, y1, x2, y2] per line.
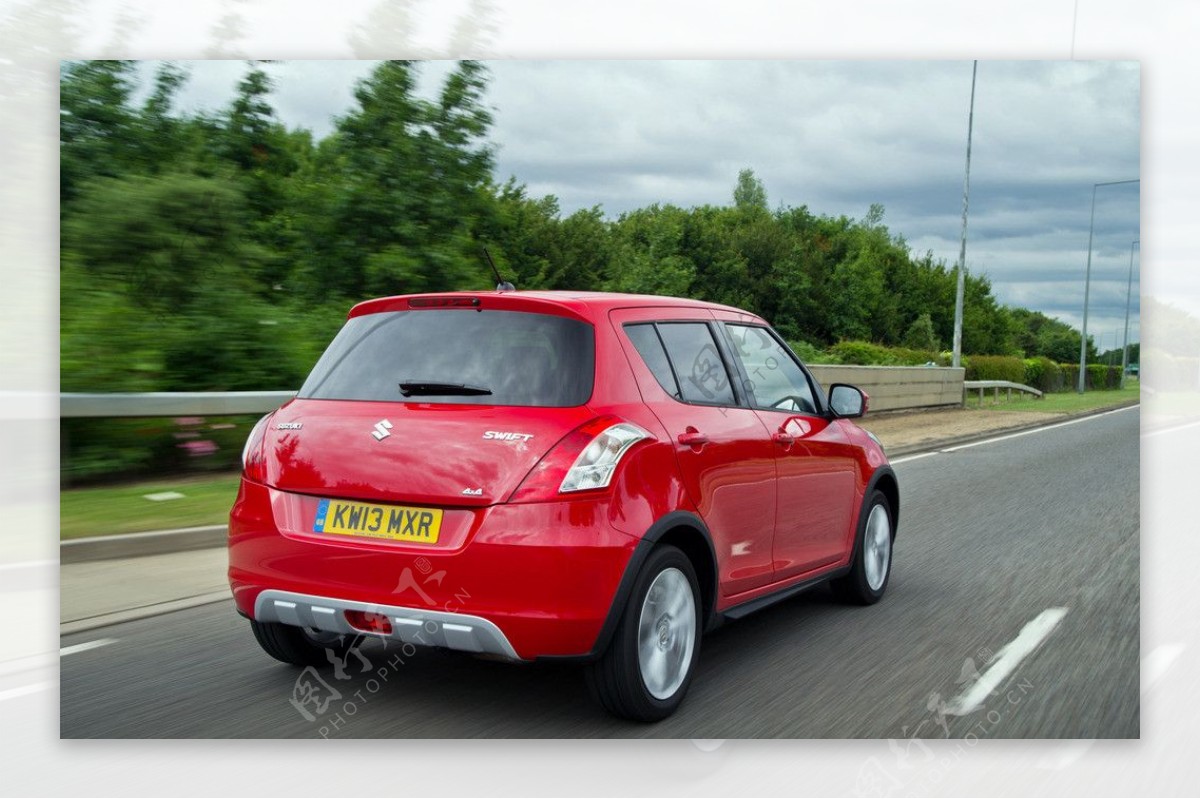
[972, 381, 1140, 414]
[60, 473, 241, 539]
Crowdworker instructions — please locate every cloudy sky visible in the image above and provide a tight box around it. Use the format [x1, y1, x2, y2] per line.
[144, 58, 1142, 348]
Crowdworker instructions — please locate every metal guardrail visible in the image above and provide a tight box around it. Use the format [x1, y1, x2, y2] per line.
[60, 378, 1031, 417]
[60, 391, 296, 418]
[963, 380, 1043, 405]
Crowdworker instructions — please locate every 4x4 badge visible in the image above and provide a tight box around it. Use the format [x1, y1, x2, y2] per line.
[371, 419, 393, 441]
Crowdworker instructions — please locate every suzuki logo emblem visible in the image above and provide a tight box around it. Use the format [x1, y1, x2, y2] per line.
[371, 419, 393, 441]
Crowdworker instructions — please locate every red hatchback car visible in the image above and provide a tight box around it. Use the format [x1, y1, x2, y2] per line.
[229, 290, 898, 721]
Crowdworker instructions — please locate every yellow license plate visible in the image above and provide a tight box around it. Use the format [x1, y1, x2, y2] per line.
[313, 498, 442, 544]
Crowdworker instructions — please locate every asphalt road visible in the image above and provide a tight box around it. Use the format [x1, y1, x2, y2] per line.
[60, 407, 1140, 739]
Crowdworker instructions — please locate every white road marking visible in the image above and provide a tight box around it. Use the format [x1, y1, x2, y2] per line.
[888, 452, 937, 465]
[889, 404, 1138, 465]
[941, 405, 1137, 453]
[59, 638, 117, 657]
[0, 681, 52, 703]
[143, 491, 185, 501]
[945, 608, 1068, 716]
[1037, 643, 1184, 769]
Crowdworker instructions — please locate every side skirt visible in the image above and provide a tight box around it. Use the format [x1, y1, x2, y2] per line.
[714, 566, 850, 624]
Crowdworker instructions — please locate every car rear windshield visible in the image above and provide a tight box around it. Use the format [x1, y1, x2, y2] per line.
[299, 309, 595, 407]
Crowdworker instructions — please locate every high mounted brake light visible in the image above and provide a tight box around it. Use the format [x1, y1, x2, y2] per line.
[509, 416, 650, 503]
[407, 297, 482, 308]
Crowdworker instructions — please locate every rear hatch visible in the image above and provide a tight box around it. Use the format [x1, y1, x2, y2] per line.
[264, 303, 596, 508]
[266, 400, 593, 507]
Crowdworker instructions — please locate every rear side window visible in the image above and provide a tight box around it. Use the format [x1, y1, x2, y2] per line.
[656, 323, 736, 405]
[299, 310, 595, 407]
[624, 324, 681, 399]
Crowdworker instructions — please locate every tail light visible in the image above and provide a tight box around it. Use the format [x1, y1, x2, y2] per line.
[509, 416, 650, 503]
[241, 413, 272, 483]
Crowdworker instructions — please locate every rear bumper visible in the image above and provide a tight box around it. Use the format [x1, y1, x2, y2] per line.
[229, 479, 639, 660]
[254, 589, 522, 660]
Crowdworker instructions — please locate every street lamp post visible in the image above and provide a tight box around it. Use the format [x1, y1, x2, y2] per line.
[951, 61, 978, 370]
[1078, 178, 1139, 393]
[1120, 239, 1139, 389]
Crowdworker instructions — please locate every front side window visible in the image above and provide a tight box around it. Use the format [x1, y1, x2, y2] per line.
[299, 310, 595, 407]
[725, 324, 817, 414]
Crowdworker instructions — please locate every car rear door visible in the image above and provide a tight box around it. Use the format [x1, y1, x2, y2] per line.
[716, 318, 859, 579]
[611, 307, 777, 596]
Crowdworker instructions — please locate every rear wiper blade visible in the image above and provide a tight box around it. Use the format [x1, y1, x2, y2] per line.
[399, 380, 493, 397]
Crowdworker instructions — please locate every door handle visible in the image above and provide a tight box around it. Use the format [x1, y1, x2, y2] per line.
[677, 429, 710, 448]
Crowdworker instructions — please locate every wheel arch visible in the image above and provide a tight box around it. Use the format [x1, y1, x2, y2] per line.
[866, 465, 899, 535]
[540, 510, 718, 662]
[653, 519, 718, 634]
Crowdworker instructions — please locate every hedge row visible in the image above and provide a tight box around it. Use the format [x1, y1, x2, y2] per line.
[974, 358, 1122, 391]
[809, 341, 1125, 393]
[964, 355, 1026, 384]
[806, 343, 1123, 391]
[823, 340, 940, 367]
[1023, 357, 1065, 392]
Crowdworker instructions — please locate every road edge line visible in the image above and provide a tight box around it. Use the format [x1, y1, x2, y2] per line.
[889, 402, 1139, 462]
[60, 591, 231, 636]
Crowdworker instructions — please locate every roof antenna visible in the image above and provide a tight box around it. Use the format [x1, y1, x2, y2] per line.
[483, 248, 515, 292]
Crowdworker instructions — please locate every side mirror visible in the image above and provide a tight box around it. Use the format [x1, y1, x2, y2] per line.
[828, 384, 868, 418]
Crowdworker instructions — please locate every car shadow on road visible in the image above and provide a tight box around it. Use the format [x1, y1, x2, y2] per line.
[270, 583, 870, 738]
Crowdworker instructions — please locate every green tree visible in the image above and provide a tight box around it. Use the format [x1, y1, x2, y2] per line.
[556, 207, 614, 291]
[1010, 307, 1096, 361]
[677, 205, 753, 310]
[1037, 326, 1096, 363]
[220, 62, 282, 172]
[902, 312, 940, 351]
[137, 62, 190, 173]
[478, 180, 563, 288]
[159, 282, 305, 391]
[60, 60, 139, 203]
[606, 204, 694, 296]
[733, 168, 768, 212]
[310, 60, 497, 297]
[63, 173, 266, 312]
[62, 171, 301, 393]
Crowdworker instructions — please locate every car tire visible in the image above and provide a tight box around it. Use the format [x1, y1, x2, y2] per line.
[586, 544, 702, 722]
[831, 489, 894, 605]
[250, 620, 351, 667]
